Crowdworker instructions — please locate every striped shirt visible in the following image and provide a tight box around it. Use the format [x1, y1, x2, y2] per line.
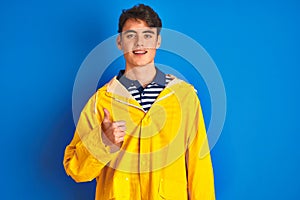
[117, 68, 172, 112]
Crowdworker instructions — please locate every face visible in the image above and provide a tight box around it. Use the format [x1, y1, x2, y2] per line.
[117, 18, 161, 68]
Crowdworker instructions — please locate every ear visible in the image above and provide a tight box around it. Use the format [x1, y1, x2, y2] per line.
[156, 35, 161, 49]
[116, 34, 122, 50]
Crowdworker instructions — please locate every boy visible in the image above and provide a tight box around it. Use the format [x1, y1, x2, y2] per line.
[64, 4, 215, 199]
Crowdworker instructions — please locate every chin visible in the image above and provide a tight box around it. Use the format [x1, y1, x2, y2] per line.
[133, 61, 154, 67]
[126, 59, 153, 67]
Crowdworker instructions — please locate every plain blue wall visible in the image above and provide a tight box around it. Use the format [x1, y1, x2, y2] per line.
[1, 0, 299, 199]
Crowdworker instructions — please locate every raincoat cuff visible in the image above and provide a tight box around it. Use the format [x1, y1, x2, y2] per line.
[80, 125, 120, 164]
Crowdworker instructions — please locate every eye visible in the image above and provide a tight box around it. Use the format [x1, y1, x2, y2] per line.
[126, 34, 136, 39]
[144, 34, 153, 39]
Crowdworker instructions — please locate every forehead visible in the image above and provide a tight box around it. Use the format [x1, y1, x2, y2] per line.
[122, 18, 157, 33]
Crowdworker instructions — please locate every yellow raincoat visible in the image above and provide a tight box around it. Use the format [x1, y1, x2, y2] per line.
[63, 76, 215, 200]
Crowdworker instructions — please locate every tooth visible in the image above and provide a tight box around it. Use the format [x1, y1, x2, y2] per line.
[134, 50, 146, 54]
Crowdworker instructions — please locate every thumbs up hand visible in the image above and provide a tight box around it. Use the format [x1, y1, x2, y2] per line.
[101, 108, 126, 147]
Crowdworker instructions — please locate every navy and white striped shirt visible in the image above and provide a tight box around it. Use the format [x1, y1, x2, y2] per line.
[117, 68, 172, 112]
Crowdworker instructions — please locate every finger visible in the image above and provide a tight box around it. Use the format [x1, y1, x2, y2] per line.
[110, 133, 123, 144]
[114, 120, 126, 127]
[113, 128, 126, 136]
[112, 123, 126, 131]
[118, 126, 126, 132]
[118, 130, 126, 137]
[103, 108, 111, 123]
[116, 136, 124, 143]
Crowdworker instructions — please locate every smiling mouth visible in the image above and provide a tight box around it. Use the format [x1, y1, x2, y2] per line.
[132, 50, 148, 55]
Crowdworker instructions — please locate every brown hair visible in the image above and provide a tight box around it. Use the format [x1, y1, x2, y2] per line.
[118, 4, 162, 34]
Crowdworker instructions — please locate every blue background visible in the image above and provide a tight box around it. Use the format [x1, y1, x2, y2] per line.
[1, 0, 299, 199]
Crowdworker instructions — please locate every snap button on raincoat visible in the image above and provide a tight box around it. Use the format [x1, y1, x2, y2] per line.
[63, 76, 215, 200]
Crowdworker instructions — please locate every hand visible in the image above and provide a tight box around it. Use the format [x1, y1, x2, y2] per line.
[101, 108, 126, 147]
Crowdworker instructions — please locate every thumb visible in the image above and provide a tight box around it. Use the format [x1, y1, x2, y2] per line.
[103, 108, 111, 123]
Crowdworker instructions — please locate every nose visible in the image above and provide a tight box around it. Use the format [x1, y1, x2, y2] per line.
[135, 34, 144, 47]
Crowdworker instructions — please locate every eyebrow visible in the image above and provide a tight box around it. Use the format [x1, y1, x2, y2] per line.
[123, 30, 137, 35]
[123, 30, 155, 35]
[142, 30, 155, 34]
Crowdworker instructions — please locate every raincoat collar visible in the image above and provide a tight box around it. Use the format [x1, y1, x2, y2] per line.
[105, 74, 184, 112]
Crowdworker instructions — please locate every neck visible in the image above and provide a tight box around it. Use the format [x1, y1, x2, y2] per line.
[124, 63, 156, 87]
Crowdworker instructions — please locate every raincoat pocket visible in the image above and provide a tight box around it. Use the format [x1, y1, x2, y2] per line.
[158, 178, 188, 200]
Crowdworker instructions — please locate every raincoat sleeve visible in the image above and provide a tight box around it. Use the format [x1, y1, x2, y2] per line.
[63, 92, 118, 182]
[186, 92, 216, 200]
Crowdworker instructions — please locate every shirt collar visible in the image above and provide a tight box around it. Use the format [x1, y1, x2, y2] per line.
[153, 67, 166, 86]
[117, 67, 166, 89]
